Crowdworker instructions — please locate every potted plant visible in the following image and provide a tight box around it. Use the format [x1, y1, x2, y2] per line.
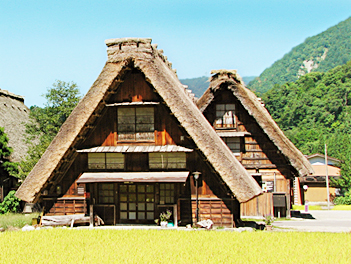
[264, 214, 274, 231]
[155, 210, 172, 227]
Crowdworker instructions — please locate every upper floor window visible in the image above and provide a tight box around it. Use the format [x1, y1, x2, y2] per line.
[118, 107, 155, 141]
[88, 153, 124, 170]
[222, 137, 241, 154]
[149, 153, 186, 169]
[215, 104, 235, 128]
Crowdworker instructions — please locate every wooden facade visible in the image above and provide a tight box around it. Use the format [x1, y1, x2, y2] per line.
[199, 85, 296, 217]
[41, 70, 240, 227]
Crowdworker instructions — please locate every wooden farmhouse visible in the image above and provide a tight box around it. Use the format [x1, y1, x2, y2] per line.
[16, 38, 263, 227]
[197, 70, 314, 217]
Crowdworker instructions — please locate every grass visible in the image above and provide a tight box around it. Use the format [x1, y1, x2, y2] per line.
[293, 204, 351, 211]
[0, 213, 39, 230]
[292, 205, 322, 210]
[332, 205, 351, 210]
[0, 229, 350, 263]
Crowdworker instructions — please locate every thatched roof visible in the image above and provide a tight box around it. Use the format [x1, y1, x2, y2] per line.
[197, 69, 314, 177]
[16, 38, 262, 203]
[0, 89, 30, 162]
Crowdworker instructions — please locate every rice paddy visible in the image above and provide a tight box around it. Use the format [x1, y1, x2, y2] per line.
[0, 228, 350, 263]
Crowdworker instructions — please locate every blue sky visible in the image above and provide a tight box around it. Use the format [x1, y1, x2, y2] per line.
[1, 1, 351, 107]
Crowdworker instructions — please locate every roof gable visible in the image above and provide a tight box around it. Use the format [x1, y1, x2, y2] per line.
[16, 39, 262, 203]
[197, 69, 314, 177]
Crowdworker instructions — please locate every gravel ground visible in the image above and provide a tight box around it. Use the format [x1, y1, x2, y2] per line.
[273, 210, 351, 233]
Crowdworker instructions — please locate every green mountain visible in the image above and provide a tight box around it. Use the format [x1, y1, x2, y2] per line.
[180, 76, 256, 98]
[249, 16, 351, 93]
[261, 59, 351, 191]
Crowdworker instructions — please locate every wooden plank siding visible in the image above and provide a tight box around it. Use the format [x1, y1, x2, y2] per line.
[240, 193, 273, 217]
[44, 70, 238, 227]
[202, 88, 293, 217]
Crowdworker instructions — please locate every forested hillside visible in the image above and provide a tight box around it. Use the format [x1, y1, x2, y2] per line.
[249, 16, 351, 93]
[262, 60, 351, 195]
[180, 76, 255, 97]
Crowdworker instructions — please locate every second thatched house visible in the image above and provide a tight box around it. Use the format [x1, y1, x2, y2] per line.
[0, 89, 31, 202]
[16, 38, 262, 227]
[197, 70, 314, 217]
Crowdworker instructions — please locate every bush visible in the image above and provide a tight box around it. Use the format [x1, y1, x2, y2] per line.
[333, 195, 351, 205]
[0, 191, 21, 214]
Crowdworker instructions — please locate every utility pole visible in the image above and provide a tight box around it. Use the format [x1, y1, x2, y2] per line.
[325, 144, 330, 210]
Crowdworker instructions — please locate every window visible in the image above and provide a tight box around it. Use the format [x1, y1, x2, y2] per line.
[149, 153, 186, 169]
[99, 183, 114, 204]
[215, 104, 235, 128]
[88, 153, 124, 170]
[222, 137, 241, 154]
[160, 183, 175, 204]
[118, 107, 155, 141]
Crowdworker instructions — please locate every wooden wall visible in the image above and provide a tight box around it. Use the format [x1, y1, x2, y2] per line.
[43, 70, 238, 226]
[202, 88, 294, 217]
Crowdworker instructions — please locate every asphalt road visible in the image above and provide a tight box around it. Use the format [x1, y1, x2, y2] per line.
[273, 210, 351, 232]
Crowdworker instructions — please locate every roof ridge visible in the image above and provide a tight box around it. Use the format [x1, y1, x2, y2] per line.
[105, 37, 177, 75]
[0, 88, 25, 102]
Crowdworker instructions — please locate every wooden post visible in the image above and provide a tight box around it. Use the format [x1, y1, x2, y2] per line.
[173, 204, 178, 228]
[89, 204, 94, 227]
[325, 144, 330, 210]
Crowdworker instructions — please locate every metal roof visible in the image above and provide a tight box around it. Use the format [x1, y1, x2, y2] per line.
[106, 102, 159, 107]
[216, 131, 250, 137]
[77, 171, 190, 183]
[77, 145, 193, 153]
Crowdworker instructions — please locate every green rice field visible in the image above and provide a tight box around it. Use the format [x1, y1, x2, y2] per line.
[0, 229, 350, 263]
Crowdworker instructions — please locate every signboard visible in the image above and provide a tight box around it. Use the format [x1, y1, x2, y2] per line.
[262, 181, 274, 193]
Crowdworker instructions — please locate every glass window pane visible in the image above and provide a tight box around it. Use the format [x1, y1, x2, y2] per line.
[138, 212, 145, 220]
[138, 185, 145, 193]
[146, 185, 154, 192]
[138, 194, 145, 202]
[226, 104, 235, 111]
[146, 194, 154, 202]
[120, 194, 127, 202]
[129, 194, 136, 202]
[129, 212, 136, 220]
[129, 203, 136, 211]
[120, 185, 127, 192]
[129, 185, 136, 192]
[138, 203, 145, 211]
[216, 104, 225, 111]
[120, 212, 127, 219]
[147, 212, 154, 220]
[146, 203, 154, 211]
[120, 203, 127, 211]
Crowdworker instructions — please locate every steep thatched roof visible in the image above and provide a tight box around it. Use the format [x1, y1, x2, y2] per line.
[197, 69, 314, 177]
[0, 89, 30, 162]
[16, 38, 262, 203]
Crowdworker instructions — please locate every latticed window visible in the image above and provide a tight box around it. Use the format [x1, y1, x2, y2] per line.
[215, 104, 235, 128]
[88, 153, 124, 170]
[159, 183, 175, 204]
[118, 107, 155, 141]
[222, 137, 241, 153]
[98, 183, 114, 204]
[149, 153, 186, 169]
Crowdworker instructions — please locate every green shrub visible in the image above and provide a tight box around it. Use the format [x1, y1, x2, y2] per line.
[333, 195, 351, 205]
[0, 191, 21, 214]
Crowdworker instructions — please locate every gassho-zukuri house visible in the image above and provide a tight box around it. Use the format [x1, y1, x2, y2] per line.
[16, 38, 312, 227]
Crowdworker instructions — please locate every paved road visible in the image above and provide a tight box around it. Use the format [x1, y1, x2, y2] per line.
[273, 210, 351, 232]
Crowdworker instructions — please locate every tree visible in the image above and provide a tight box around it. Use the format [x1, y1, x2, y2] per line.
[0, 127, 18, 177]
[17, 80, 81, 180]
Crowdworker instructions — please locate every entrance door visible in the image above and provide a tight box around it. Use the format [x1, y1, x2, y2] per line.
[119, 183, 155, 223]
